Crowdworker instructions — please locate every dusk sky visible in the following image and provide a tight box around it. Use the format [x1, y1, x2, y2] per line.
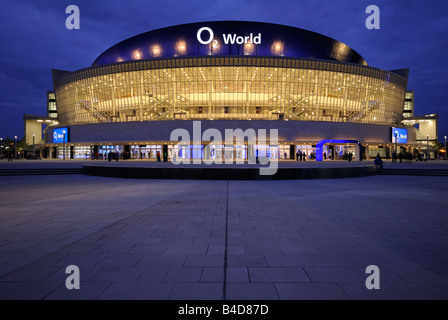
[1, 0, 447, 141]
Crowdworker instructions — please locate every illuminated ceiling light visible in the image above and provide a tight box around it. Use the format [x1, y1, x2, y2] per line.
[176, 40, 187, 55]
[271, 41, 284, 55]
[132, 49, 143, 60]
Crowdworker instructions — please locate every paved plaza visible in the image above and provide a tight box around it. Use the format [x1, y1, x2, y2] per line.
[0, 170, 447, 299]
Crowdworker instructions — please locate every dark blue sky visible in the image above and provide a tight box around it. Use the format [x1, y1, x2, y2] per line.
[1, 0, 447, 141]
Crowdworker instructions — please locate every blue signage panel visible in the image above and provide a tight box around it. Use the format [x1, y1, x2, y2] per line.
[391, 127, 407, 144]
[53, 127, 69, 143]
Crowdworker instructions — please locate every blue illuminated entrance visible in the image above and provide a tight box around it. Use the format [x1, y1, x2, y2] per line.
[315, 139, 362, 161]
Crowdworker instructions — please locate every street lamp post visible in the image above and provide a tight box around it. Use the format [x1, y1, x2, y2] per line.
[394, 131, 398, 161]
[0, 137, 3, 158]
[426, 133, 429, 161]
[63, 130, 66, 161]
[32, 133, 35, 159]
[445, 135, 447, 161]
[14, 136, 17, 159]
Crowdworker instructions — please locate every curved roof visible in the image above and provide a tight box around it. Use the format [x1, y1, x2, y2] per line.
[92, 21, 367, 67]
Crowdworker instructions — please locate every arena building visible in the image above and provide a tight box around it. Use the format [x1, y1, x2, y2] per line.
[30, 21, 437, 161]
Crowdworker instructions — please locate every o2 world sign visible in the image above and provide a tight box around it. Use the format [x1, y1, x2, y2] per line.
[391, 127, 407, 144]
[196, 27, 261, 48]
[53, 127, 69, 143]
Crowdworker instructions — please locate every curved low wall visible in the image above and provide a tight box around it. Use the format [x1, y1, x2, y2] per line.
[82, 164, 377, 180]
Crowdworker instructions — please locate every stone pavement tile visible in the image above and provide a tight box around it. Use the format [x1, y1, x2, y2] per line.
[429, 265, 448, 278]
[388, 282, 448, 300]
[307, 255, 354, 267]
[193, 237, 225, 246]
[228, 255, 267, 267]
[44, 281, 112, 300]
[55, 253, 107, 267]
[0, 265, 64, 282]
[211, 230, 226, 237]
[288, 237, 327, 246]
[0, 281, 61, 300]
[228, 245, 245, 255]
[244, 245, 282, 255]
[161, 236, 195, 245]
[280, 245, 323, 255]
[98, 235, 164, 245]
[391, 267, 448, 286]
[227, 237, 259, 246]
[137, 267, 170, 281]
[402, 254, 447, 270]
[225, 283, 279, 300]
[56, 243, 102, 254]
[207, 245, 225, 255]
[99, 282, 174, 300]
[93, 254, 143, 267]
[128, 244, 168, 255]
[304, 267, 359, 283]
[228, 231, 243, 237]
[265, 255, 313, 267]
[258, 237, 292, 246]
[184, 255, 224, 267]
[137, 254, 186, 267]
[236, 230, 271, 237]
[424, 244, 448, 255]
[346, 255, 408, 268]
[181, 229, 212, 237]
[28, 253, 69, 266]
[275, 283, 350, 300]
[0, 240, 42, 252]
[164, 267, 202, 282]
[270, 230, 301, 237]
[152, 230, 184, 237]
[0, 252, 29, 265]
[91, 243, 135, 254]
[0, 265, 20, 278]
[339, 283, 405, 300]
[317, 245, 363, 256]
[349, 243, 397, 255]
[90, 266, 145, 282]
[169, 283, 223, 300]
[226, 267, 249, 283]
[165, 244, 208, 255]
[200, 267, 224, 283]
[249, 267, 310, 283]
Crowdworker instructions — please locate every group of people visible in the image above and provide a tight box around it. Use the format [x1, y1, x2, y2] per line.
[343, 152, 353, 162]
[295, 150, 309, 161]
[392, 151, 427, 163]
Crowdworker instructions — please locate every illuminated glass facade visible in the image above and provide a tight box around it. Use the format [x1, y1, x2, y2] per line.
[43, 21, 416, 161]
[54, 57, 406, 126]
[403, 90, 414, 118]
[47, 91, 57, 119]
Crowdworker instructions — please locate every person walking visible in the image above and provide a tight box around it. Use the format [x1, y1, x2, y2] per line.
[296, 150, 300, 161]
